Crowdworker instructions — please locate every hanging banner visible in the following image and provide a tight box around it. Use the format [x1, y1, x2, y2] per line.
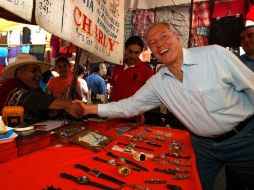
[0, 0, 33, 22]
[35, 0, 124, 65]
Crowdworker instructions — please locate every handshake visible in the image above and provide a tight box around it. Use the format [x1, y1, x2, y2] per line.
[69, 100, 98, 118]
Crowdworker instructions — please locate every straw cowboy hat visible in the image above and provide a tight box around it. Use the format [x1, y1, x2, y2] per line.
[2, 53, 51, 79]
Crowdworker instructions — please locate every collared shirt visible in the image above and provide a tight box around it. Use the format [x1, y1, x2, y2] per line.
[240, 54, 254, 72]
[110, 59, 153, 102]
[99, 45, 254, 137]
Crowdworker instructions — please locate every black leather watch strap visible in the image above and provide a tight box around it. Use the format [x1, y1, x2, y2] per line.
[59, 172, 117, 190]
[74, 164, 125, 185]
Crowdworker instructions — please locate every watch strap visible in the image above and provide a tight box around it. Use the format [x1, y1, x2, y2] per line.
[93, 157, 141, 172]
[60, 173, 78, 183]
[59, 173, 117, 190]
[117, 142, 154, 151]
[106, 152, 149, 172]
[74, 163, 125, 185]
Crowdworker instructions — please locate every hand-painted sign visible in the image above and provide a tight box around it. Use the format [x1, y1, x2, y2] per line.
[0, 0, 33, 21]
[35, 0, 124, 65]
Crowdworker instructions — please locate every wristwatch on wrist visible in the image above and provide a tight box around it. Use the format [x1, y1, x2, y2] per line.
[74, 164, 125, 185]
[59, 173, 116, 190]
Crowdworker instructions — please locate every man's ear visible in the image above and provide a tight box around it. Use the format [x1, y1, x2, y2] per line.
[175, 34, 181, 42]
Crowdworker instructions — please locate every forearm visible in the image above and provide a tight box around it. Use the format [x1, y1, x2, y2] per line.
[49, 98, 71, 110]
[83, 104, 98, 115]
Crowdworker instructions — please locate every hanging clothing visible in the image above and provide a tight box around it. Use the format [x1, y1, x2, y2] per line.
[124, 10, 134, 42]
[155, 5, 190, 48]
[209, 15, 244, 47]
[132, 9, 155, 49]
[22, 27, 31, 44]
[190, 1, 210, 47]
[209, 0, 247, 47]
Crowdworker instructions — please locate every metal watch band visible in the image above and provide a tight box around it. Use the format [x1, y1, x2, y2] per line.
[74, 164, 125, 185]
[106, 152, 149, 172]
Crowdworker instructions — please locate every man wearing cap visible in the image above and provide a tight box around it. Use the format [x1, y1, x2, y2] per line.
[0, 53, 82, 123]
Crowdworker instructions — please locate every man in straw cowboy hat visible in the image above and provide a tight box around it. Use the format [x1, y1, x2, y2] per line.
[0, 53, 83, 123]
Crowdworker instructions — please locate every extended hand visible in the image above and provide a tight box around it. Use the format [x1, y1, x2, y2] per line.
[72, 100, 98, 115]
[64, 101, 83, 118]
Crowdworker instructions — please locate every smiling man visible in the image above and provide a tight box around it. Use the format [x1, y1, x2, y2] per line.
[0, 54, 83, 124]
[75, 22, 254, 190]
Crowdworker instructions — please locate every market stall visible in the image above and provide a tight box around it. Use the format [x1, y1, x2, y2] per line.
[0, 119, 202, 190]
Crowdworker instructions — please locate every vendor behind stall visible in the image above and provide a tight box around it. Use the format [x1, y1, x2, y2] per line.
[0, 53, 83, 124]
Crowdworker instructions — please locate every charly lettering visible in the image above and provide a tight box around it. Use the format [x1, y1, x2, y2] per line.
[73, 6, 117, 52]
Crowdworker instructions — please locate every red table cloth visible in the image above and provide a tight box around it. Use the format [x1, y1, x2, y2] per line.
[0, 120, 202, 190]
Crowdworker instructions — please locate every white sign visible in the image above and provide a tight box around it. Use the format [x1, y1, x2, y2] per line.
[0, 0, 33, 22]
[35, 0, 124, 65]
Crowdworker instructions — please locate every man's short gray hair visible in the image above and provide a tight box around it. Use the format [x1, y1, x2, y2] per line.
[146, 22, 180, 37]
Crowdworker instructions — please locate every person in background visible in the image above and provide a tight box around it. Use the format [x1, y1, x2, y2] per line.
[110, 36, 153, 102]
[240, 25, 254, 71]
[85, 63, 107, 103]
[75, 22, 254, 190]
[110, 36, 153, 125]
[224, 25, 254, 190]
[0, 53, 82, 124]
[46, 57, 73, 99]
[77, 64, 88, 102]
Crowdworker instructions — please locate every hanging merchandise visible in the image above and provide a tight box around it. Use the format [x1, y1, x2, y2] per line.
[190, 1, 210, 47]
[209, 0, 247, 47]
[124, 9, 134, 42]
[132, 9, 155, 49]
[0, 33, 8, 44]
[246, 2, 254, 24]
[22, 27, 31, 44]
[59, 39, 76, 58]
[0, 47, 8, 66]
[50, 35, 60, 58]
[155, 5, 190, 48]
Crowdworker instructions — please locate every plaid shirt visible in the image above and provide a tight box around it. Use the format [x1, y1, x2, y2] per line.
[132, 9, 155, 37]
[192, 1, 210, 28]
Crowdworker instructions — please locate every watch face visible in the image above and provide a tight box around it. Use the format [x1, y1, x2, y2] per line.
[77, 176, 89, 184]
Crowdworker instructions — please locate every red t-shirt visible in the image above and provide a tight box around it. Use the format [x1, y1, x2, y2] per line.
[46, 76, 73, 99]
[110, 59, 153, 102]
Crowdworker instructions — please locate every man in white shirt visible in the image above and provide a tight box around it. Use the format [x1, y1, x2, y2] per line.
[76, 22, 254, 190]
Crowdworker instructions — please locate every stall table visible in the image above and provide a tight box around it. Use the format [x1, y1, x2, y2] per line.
[0, 119, 202, 190]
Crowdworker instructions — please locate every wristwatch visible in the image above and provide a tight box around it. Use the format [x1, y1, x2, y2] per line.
[74, 164, 125, 185]
[93, 156, 141, 172]
[106, 152, 149, 172]
[59, 173, 116, 190]
[116, 142, 154, 152]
